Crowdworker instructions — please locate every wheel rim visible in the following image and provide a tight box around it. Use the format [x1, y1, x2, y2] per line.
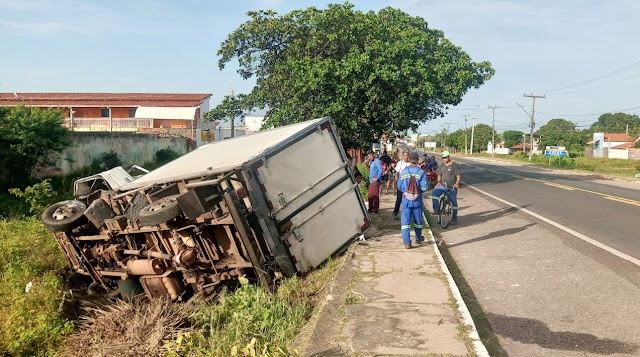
[147, 198, 175, 213]
[52, 204, 79, 220]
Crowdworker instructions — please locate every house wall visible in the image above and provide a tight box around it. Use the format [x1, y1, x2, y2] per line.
[53, 132, 189, 174]
[608, 148, 629, 159]
[604, 141, 628, 148]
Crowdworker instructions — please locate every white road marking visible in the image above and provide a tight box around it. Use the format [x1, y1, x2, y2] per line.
[465, 183, 640, 268]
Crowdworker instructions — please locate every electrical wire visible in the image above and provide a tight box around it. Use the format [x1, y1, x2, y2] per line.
[541, 58, 640, 93]
[546, 72, 640, 96]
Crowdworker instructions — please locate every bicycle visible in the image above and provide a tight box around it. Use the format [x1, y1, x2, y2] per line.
[436, 183, 454, 229]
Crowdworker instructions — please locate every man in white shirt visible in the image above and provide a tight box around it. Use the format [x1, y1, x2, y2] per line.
[392, 149, 410, 220]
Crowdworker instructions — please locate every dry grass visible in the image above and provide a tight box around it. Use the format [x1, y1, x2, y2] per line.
[59, 298, 191, 357]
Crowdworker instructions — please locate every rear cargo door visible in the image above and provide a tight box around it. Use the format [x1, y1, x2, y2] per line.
[254, 119, 369, 273]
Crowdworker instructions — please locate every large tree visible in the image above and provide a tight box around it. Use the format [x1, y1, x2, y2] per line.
[590, 112, 640, 136]
[537, 118, 584, 149]
[207, 3, 494, 147]
[0, 106, 70, 188]
[501, 130, 524, 148]
[470, 124, 492, 153]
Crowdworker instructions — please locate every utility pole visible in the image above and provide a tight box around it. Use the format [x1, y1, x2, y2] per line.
[230, 89, 235, 138]
[463, 115, 469, 154]
[470, 117, 476, 155]
[523, 94, 545, 161]
[488, 106, 499, 157]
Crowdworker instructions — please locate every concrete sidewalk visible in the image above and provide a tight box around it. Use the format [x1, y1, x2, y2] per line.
[295, 192, 488, 356]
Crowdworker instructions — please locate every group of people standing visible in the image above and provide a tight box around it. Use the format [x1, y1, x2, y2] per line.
[363, 147, 461, 249]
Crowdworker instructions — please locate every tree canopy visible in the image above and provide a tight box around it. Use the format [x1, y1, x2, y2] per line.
[537, 118, 585, 149]
[501, 130, 524, 148]
[0, 106, 70, 188]
[207, 2, 494, 147]
[470, 124, 492, 152]
[589, 112, 640, 137]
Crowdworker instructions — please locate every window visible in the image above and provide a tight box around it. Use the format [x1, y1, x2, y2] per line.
[100, 108, 110, 118]
[128, 108, 136, 118]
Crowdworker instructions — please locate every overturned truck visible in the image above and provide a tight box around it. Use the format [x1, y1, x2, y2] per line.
[42, 117, 370, 300]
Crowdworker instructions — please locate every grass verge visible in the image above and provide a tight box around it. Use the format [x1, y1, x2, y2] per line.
[468, 152, 640, 178]
[0, 217, 74, 356]
[61, 259, 342, 357]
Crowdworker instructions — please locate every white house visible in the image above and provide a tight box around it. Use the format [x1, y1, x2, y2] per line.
[590, 133, 634, 158]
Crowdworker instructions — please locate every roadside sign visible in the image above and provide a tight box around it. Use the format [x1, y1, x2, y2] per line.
[545, 149, 568, 156]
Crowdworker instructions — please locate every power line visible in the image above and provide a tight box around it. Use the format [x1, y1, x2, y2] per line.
[541, 58, 640, 93]
[538, 105, 640, 117]
[546, 72, 640, 96]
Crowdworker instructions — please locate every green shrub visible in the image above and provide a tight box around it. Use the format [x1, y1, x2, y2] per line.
[0, 192, 29, 218]
[356, 162, 370, 199]
[165, 260, 340, 357]
[575, 160, 597, 171]
[356, 162, 370, 183]
[155, 147, 182, 166]
[92, 150, 122, 171]
[548, 156, 575, 168]
[0, 217, 73, 356]
[8, 179, 58, 216]
[512, 151, 527, 159]
[166, 276, 306, 356]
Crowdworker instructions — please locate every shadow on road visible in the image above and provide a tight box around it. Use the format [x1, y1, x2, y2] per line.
[446, 223, 536, 248]
[488, 313, 639, 355]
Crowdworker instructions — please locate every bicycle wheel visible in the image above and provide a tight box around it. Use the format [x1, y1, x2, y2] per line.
[439, 197, 452, 229]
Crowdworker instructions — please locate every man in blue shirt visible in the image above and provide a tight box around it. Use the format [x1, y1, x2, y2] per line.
[366, 149, 383, 214]
[397, 151, 428, 248]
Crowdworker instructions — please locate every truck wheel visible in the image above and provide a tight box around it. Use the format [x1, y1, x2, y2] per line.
[138, 195, 182, 226]
[41, 200, 87, 232]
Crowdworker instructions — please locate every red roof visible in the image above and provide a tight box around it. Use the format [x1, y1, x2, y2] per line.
[0, 92, 211, 107]
[603, 133, 633, 142]
[510, 143, 531, 149]
[612, 142, 637, 149]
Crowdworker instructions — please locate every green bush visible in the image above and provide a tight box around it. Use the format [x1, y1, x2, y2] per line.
[356, 162, 370, 199]
[0, 217, 73, 356]
[92, 150, 122, 171]
[575, 160, 597, 171]
[512, 151, 527, 159]
[548, 156, 575, 168]
[165, 264, 342, 357]
[154, 147, 182, 166]
[8, 179, 58, 216]
[0, 192, 29, 218]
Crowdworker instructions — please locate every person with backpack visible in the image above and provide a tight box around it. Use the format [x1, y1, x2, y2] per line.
[397, 151, 428, 249]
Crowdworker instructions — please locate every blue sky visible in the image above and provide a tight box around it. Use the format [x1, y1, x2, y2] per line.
[2, 0, 640, 135]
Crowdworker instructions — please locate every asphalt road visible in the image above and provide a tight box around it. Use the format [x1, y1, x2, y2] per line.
[459, 157, 640, 262]
[418, 152, 640, 356]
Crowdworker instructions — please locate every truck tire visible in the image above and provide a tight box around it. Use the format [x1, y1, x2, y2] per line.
[138, 195, 182, 226]
[41, 200, 87, 232]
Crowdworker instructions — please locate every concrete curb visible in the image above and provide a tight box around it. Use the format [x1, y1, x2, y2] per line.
[422, 212, 490, 357]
